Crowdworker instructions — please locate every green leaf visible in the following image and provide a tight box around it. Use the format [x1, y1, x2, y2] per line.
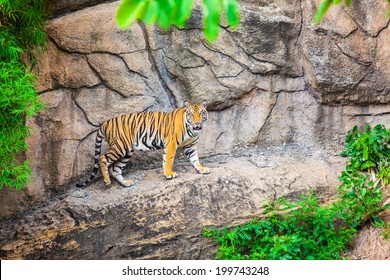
[333, 0, 343, 4]
[374, 124, 384, 132]
[116, 0, 146, 29]
[362, 146, 369, 161]
[157, 0, 174, 29]
[314, 0, 332, 25]
[203, 0, 221, 42]
[141, 0, 159, 25]
[341, 150, 349, 157]
[175, 0, 195, 27]
[222, 0, 240, 28]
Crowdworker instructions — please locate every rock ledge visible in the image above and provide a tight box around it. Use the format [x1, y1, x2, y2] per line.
[0, 145, 344, 259]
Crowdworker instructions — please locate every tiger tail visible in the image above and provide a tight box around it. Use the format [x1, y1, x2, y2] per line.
[76, 127, 104, 188]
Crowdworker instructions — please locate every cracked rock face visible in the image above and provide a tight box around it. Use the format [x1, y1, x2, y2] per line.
[301, 0, 390, 104]
[0, 0, 389, 259]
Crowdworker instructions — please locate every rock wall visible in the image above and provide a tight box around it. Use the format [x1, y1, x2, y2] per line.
[0, 0, 389, 259]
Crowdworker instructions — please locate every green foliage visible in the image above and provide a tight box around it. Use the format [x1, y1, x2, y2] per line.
[338, 124, 390, 227]
[0, 0, 47, 65]
[204, 125, 390, 260]
[314, 0, 390, 24]
[116, 0, 240, 42]
[340, 125, 389, 173]
[204, 194, 357, 260]
[0, 0, 47, 189]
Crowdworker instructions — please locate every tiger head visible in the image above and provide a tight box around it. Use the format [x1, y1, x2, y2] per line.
[184, 101, 208, 133]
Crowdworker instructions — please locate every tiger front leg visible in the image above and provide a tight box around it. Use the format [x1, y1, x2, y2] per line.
[163, 143, 178, 179]
[184, 145, 210, 174]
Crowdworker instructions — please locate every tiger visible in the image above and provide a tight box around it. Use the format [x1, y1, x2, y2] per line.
[76, 101, 210, 188]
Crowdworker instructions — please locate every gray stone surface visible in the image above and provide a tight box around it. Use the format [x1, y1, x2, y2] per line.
[301, 0, 390, 105]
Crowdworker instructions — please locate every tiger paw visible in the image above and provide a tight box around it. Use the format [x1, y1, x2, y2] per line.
[165, 171, 177, 179]
[196, 165, 210, 174]
[103, 178, 111, 187]
[113, 175, 134, 187]
[121, 179, 134, 187]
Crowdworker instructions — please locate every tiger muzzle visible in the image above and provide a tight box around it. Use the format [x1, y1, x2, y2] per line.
[193, 123, 202, 131]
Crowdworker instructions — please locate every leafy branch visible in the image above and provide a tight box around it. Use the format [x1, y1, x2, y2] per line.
[116, 0, 240, 42]
[116, 0, 390, 42]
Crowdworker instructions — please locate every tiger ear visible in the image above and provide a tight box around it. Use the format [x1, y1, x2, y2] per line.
[184, 101, 190, 107]
[201, 100, 208, 108]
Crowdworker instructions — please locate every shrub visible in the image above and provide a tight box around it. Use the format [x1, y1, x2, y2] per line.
[0, 0, 47, 189]
[204, 125, 390, 260]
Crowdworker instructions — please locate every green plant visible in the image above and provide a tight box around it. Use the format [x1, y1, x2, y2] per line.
[338, 124, 390, 227]
[204, 125, 390, 260]
[204, 193, 357, 260]
[0, 0, 47, 65]
[0, 0, 47, 189]
[116, 0, 240, 42]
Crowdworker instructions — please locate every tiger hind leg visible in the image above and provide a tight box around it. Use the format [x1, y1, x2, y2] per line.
[99, 146, 127, 188]
[109, 153, 134, 187]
